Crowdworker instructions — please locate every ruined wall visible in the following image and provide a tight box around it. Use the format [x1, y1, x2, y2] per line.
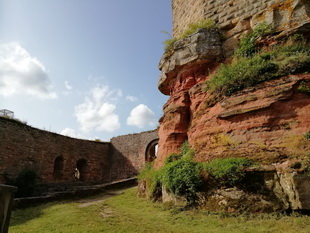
[110, 130, 158, 181]
[172, 0, 279, 37]
[0, 117, 111, 184]
[0, 117, 158, 186]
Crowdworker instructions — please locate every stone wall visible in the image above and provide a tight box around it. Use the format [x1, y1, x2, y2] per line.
[0, 117, 158, 187]
[0, 117, 111, 184]
[172, 0, 280, 38]
[110, 130, 158, 181]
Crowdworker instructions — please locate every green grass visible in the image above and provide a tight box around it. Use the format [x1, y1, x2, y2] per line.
[164, 19, 215, 52]
[9, 187, 310, 233]
[206, 37, 310, 96]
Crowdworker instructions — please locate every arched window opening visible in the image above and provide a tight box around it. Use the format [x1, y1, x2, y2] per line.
[53, 156, 64, 180]
[76, 159, 87, 181]
[145, 139, 159, 163]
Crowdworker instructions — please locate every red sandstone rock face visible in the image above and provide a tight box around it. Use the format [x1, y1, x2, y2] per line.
[156, 69, 310, 168]
[155, 0, 310, 168]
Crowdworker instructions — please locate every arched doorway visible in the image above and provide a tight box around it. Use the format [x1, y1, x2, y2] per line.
[53, 156, 64, 180]
[76, 159, 87, 181]
[145, 139, 159, 163]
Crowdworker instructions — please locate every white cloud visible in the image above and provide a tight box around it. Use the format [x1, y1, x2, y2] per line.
[60, 128, 84, 139]
[127, 104, 156, 128]
[0, 42, 57, 99]
[126, 95, 138, 102]
[64, 81, 72, 90]
[74, 84, 121, 132]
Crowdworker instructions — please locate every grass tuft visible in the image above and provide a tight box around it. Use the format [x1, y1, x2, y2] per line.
[164, 19, 216, 52]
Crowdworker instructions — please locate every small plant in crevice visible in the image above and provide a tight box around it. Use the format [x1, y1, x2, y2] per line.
[305, 132, 310, 141]
[297, 81, 310, 95]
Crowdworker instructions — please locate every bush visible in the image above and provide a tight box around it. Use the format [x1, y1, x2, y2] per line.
[138, 163, 161, 197]
[139, 141, 201, 205]
[180, 140, 195, 158]
[235, 23, 273, 58]
[164, 153, 182, 164]
[203, 158, 253, 186]
[160, 158, 202, 205]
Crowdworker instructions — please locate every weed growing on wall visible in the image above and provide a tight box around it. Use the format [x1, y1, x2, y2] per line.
[164, 19, 215, 52]
[305, 132, 310, 141]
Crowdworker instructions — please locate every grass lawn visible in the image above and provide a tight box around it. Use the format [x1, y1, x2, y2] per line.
[10, 187, 310, 233]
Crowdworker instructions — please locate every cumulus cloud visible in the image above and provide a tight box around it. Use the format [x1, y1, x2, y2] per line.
[60, 128, 84, 139]
[126, 95, 138, 102]
[74, 84, 121, 132]
[0, 42, 57, 99]
[127, 104, 156, 128]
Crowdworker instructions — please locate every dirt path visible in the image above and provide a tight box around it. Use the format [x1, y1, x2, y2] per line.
[77, 188, 126, 208]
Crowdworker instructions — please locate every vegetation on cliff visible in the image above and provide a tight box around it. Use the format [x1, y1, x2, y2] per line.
[138, 142, 253, 205]
[163, 19, 215, 52]
[206, 24, 310, 96]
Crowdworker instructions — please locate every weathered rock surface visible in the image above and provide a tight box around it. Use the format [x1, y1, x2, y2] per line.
[158, 28, 223, 95]
[156, 0, 310, 168]
[251, 0, 310, 35]
[160, 167, 310, 212]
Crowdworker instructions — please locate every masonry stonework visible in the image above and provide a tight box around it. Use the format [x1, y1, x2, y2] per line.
[110, 130, 158, 181]
[172, 0, 280, 38]
[0, 117, 158, 189]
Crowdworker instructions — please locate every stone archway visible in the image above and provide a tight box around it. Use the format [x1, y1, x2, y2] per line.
[76, 159, 87, 181]
[145, 139, 159, 163]
[53, 156, 64, 180]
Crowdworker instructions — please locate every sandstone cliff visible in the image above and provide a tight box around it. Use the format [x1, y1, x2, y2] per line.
[156, 0, 310, 168]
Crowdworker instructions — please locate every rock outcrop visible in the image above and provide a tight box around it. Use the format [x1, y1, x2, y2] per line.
[156, 0, 310, 168]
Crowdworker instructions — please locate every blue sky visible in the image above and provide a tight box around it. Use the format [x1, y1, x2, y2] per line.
[0, 0, 172, 141]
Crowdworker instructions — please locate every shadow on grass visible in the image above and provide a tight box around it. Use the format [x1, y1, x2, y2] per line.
[10, 203, 47, 227]
[10, 188, 127, 227]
